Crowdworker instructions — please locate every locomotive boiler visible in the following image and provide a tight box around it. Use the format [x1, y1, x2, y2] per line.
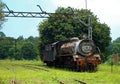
[42, 37, 101, 71]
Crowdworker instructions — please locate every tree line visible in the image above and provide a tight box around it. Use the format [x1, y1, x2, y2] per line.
[0, 32, 39, 60]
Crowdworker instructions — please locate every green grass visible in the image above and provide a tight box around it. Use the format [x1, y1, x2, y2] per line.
[0, 60, 120, 84]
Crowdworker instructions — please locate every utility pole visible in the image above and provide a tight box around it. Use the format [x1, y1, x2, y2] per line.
[85, 0, 93, 40]
[68, 6, 92, 40]
[85, 0, 87, 10]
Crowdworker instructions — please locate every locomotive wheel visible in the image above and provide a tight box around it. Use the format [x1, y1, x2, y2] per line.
[81, 66, 86, 72]
[76, 65, 80, 72]
[46, 61, 54, 67]
[87, 63, 96, 72]
[64, 57, 75, 69]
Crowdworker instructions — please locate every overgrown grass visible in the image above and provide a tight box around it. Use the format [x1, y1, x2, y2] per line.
[0, 60, 120, 84]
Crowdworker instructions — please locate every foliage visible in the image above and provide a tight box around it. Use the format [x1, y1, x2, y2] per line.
[26, 36, 39, 44]
[21, 42, 37, 60]
[106, 37, 120, 64]
[0, 37, 14, 59]
[0, 31, 5, 37]
[38, 7, 111, 60]
[112, 37, 120, 55]
[113, 37, 120, 43]
[0, 33, 39, 60]
[0, 60, 120, 84]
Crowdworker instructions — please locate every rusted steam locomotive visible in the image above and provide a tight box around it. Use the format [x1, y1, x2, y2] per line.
[42, 37, 101, 71]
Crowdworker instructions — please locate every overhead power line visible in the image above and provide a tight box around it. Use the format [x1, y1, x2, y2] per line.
[3, 5, 72, 18]
[3, 5, 92, 40]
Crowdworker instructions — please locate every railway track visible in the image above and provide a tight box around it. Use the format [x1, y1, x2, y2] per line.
[22, 64, 50, 72]
[2, 61, 88, 84]
[74, 79, 87, 84]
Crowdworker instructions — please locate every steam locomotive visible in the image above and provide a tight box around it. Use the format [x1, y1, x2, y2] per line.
[42, 37, 101, 71]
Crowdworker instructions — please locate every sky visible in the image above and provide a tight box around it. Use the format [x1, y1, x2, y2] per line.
[1, 0, 120, 40]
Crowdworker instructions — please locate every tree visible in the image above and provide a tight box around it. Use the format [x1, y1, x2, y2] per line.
[26, 36, 39, 44]
[106, 37, 120, 64]
[0, 31, 5, 37]
[21, 42, 37, 60]
[113, 37, 120, 43]
[112, 37, 120, 55]
[17, 36, 24, 41]
[38, 7, 111, 60]
[0, 37, 14, 59]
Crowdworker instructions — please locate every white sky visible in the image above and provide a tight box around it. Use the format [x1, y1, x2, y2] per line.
[52, 0, 120, 40]
[1, 0, 120, 40]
